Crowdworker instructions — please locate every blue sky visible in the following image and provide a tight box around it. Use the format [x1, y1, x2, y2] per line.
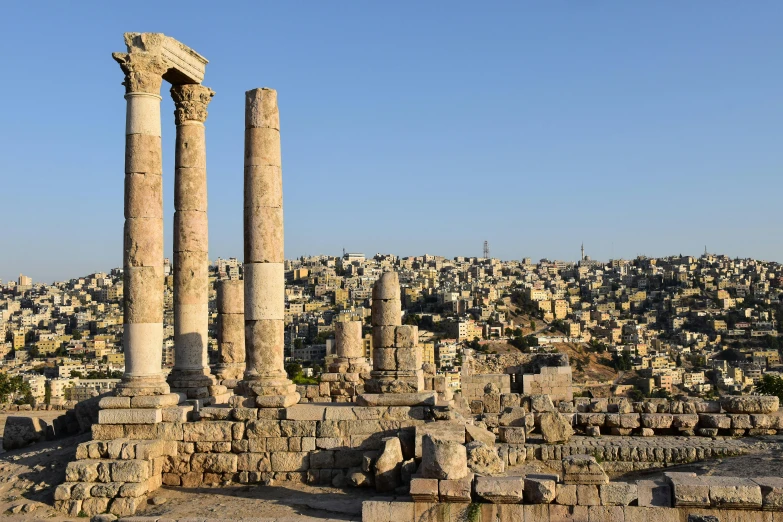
[1, 2, 781, 283]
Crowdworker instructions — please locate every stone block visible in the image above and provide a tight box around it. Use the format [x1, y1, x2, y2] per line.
[706, 476, 762, 508]
[499, 426, 526, 444]
[721, 395, 779, 414]
[111, 460, 150, 483]
[421, 435, 469, 480]
[99, 397, 131, 409]
[394, 325, 418, 348]
[636, 479, 671, 507]
[465, 424, 496, 445]
[601, 482, 638, 506]
[439, 475, 473, 502]
[550, 504, 589, 522]
[474, 476, 524, 504]
[98, 408, 162, 425]
[666, 472, 709, 507]
[587, 505, 623, 522]
[246, 419, 282, 438]
[414, 421, 465, 458]
[280, 420, 317, 437]
[270, 452, 309, 472]
[556, 484, 578, 505]
[699, 414, 731, 429]
[525, 474, 557, 504]
[641, 413, 673, 429]
[410, 477, 439, 502]
[182, 420, 234, 441]
[191, 453, 238, 473]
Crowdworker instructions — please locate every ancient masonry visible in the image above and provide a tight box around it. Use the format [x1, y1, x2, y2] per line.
[52, 32, 783, 520]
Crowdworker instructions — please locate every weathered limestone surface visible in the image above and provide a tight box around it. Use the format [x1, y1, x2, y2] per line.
[168, 83, 219, 398]
[114, 41, 169, 398]
[240, 88, 298, 408]
[216, 280, 245, 382]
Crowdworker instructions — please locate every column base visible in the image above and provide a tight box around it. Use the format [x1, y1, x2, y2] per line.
[115, 375, 171, 397]
[237, 376, 300, 408]
[328, 357, 371, 374]
[365, 370, 424, 394]
[356, 392, 436, 407]
[168, 369, 227, 400]
[214, 363, 245, 382]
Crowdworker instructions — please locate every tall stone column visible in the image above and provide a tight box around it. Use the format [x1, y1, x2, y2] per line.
[216, 279, 245, 385]
[238, 88, 299, 408]
[167, 84, 221, 400]
[113, 51, 170, 397]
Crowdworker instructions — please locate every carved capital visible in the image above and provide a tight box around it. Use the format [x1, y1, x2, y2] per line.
[113, 52, 168, 95]
[171, 84, 215, 125]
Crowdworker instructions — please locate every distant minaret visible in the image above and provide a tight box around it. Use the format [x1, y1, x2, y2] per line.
[581, 243, 585, 262]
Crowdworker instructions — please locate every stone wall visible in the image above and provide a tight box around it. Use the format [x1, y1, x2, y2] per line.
[522, 365, 573, 402]
[461, 374, 511, 401]
[55, 404, 430, 516]
[366, 468, 783, 521]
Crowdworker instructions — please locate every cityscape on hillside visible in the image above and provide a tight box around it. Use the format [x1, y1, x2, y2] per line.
[3, 247, 781, 407]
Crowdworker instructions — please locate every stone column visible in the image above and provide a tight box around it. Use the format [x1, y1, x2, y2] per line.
[167, 84, 220, 399]
[238, 88, 299, 408]
[113, 51, 170, 397]
[216, 279, 245, 384]
[359, 271, 434, 406]
[329, 321, 369, 372]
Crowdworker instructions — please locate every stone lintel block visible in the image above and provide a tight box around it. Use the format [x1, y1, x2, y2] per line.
[244, 263, 285, 320]
[182, 421, 234, 442]
[125, 172, 163, 219]
[98, 408, 162, 425]
[244, 205, 284, 263]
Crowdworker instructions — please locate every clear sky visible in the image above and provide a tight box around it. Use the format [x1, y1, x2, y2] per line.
[1, 2, 781, 283]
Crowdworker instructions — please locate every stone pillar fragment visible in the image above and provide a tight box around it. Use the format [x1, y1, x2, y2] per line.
[358, 272, 434, 406]
[216, 279, 245, 384]
[114, 51, 170, 398]
[324, 320, 370, 401]
[237, 88, 298, 408]
[167, 84, 223, 401]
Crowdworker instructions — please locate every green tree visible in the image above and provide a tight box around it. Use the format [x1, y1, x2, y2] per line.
[530, 321, 536, 330]
[755, 374, 783, 402]
[285, 362, 302, 379]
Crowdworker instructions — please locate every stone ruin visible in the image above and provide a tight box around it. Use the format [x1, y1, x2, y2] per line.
[48, 32, 783, 521]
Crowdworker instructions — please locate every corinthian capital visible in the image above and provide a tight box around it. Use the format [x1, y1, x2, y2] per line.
[112, 52, 168, 95]
[171, 84, 215, 125]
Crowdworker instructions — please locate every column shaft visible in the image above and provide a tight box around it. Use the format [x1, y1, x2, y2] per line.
[240, 88, 298, 408]
[216, 279, 245, 383]
[168, 84, 220, 398]
[115, 52, 170, 397]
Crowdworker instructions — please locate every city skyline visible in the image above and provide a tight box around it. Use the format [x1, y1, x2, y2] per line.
[2, 2, 783, 282]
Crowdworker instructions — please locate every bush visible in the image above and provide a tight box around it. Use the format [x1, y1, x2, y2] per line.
[755, 374, 783, 402]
